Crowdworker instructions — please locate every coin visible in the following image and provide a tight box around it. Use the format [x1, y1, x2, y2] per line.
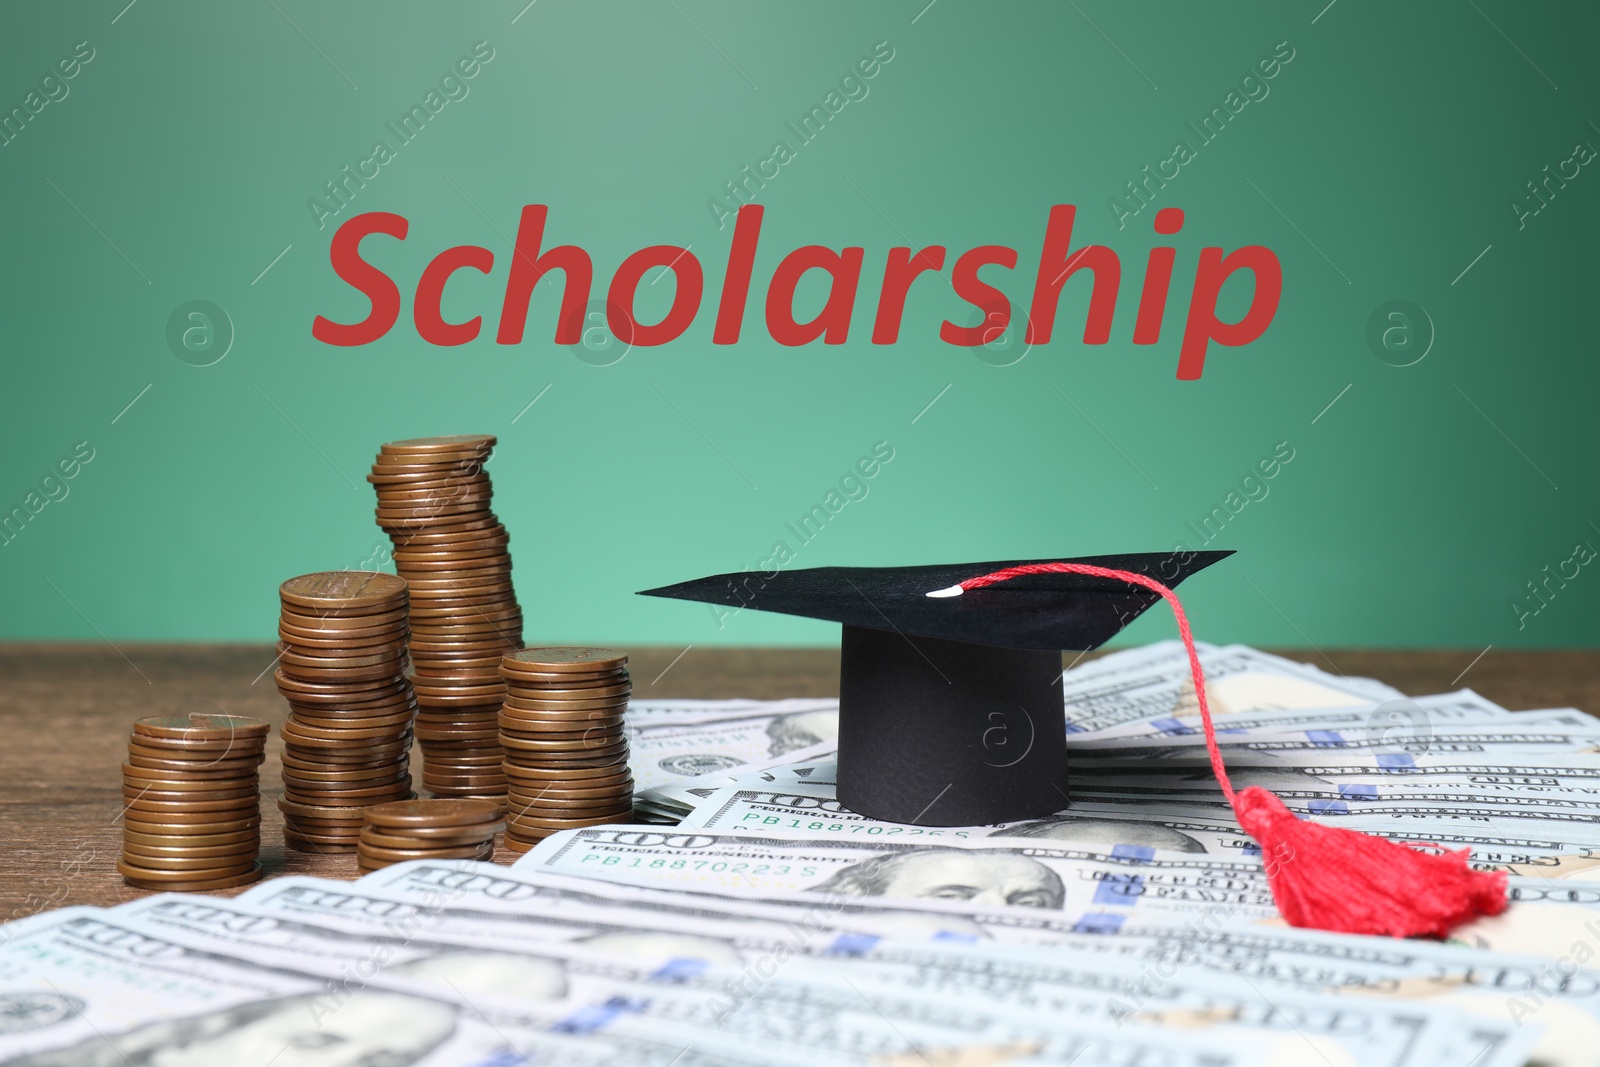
[501, 758, 629, 779]
[501, 647, 628, 673]
[122, 841, 259, 861]
[133, 715, 270, 741]
[120, 863, 265, 891]
[357, 843, 495, 863]
[364, 798, 502, 828]
[124, 796, 261, 816]
[279, 571, 408, 611]
[123, 815, 261, 836]
[122, 828, 259, 848]
[506, 812, 632, 831]
[125, 753, 263, 774]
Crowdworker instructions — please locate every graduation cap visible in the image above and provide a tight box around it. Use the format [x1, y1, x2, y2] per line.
[642, 552, 1512, 941]
[640, 551, 1230, 827]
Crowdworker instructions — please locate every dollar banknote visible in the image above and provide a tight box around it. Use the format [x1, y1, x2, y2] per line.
[112, 886, 1490, 1067]
[0, 907, 809, 1067]
[514, 826, 1286, 923]
[1059, 642, 1405, 735]
[86, 899, 1275, 1067]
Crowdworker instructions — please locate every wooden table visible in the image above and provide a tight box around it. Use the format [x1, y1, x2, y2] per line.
[2, 644, 1594, 919]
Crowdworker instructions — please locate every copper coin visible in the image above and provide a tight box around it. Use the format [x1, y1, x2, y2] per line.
[364, 798, 502, 828]
[283, 837, 358, 854]
[498, 705, 625, 723]
[372, 470, 490, 489]
[282, 745, 411, 765]
[357, 842, 495, 863]
[509, 783, 633, 802]
[133, 714, 270, 741]
[128, 742, 264, 758]
[280, 723, 411, 747]
[123, 827, 259, 848]
[359, 830, 496, 850]
[281, 716, 414, 740]
[124, 800, 261, 820]
[121, 780, 260, 799]
[500, 833, 541, 852]
[282, 769, 412, 791]
[277, 645, 408, 669]
[388, 519, 503, 543]
[124, 815, 261, 835]
[281, 757, 413, 781]
[499, 682, 631, 700]
[497, 671, 628, 688]
[121, 863, 264, 891]
[123, 841, 259, 861]
[121, 763, 259, 784]
[501, 758, 629, 779]
[393, 544, 508, 564]
[280, 570, 407, 610]
[506, 774, 632, 796]
[279, 607, 409, 632]
[506, 812, 632, 831]
[284, 784, 413, 803]
[499, 737, 626, 757]
[274, 670, 409, 696]
[125, 753, 262, 774]
[510, 796, 634, 814]
[502, 647, 627, 673]
[359, 817, 502, 840]
[278, 797, 387, 820]
[411, 657, 505, 672]
[409, 619, 523, 636]
[380, 433, 496, 452]
[290, 713, 416, 735]
[117, 849, 261, 871]
[422, 777, 508, 793]
[502, 696, 629, 713]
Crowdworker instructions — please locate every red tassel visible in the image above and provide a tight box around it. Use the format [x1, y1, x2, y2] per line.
[949, 561, 1510, 939]
[1233, 786, 1506, 937]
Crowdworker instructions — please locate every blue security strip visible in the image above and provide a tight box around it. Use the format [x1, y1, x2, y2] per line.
[932, 930, 980, 944]
[552, 996, 648, 1035]
[1239, 842, 1262, 855]
[1305, 730, 1345, 746]
[827, 933, 881, 957]
[1063, 722, 1089, 734]
[651, 957, 709, 982]
[1308, 799, 1349, 815]
[1147, 718, 1196, 736]
[1338, 784, 1379, 800]
[1092, 874, 1145, 905]
[1073, 912, 1127, 934]
[1376, 753, 1418, 772]
[1111, 844, 1155, 863]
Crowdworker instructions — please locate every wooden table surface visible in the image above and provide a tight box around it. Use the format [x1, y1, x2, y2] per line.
[2, 643, 1595, 919]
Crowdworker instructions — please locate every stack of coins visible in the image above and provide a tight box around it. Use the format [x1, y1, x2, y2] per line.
[369, 435, 522, 803]
[356, 799, 504, 872]
[276, 571, 417, 852]
[498, 648, 635, 852]
[120, 714, 268, 891]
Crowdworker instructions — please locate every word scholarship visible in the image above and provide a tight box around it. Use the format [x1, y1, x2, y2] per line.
[312, 204, 1282, 380]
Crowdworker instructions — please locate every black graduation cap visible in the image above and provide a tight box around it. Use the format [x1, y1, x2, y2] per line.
[640, 551, 1232, 826]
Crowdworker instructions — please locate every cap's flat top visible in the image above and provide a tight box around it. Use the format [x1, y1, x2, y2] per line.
[640, 552, 1231, 651]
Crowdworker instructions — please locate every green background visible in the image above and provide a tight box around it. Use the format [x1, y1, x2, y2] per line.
[1, 0, 1595, 650]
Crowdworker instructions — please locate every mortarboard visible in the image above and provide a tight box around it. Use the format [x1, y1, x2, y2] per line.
[640, 551, 1231, 826]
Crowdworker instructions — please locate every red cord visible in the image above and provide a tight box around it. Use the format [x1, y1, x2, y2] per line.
[951, 561, 1511, 938]
[957, 562, 1238, 807]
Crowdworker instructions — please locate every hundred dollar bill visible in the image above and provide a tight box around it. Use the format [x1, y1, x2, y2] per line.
[0, 908, 804, 1067]
[1060, 642, 1404, 735]
[335, 859, 1563, 1065]
[1059, 797, 1600, 877]
[114, 889, 1469, 1067]
[515, 826, 1284, 921]
[1078, 694, 1542, 743]
[621, 700, 839, 818]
